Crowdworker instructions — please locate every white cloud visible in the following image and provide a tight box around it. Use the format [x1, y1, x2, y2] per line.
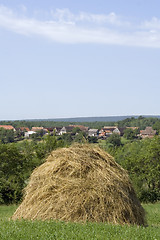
[0, 5, 160, 48]
[142, 17, 160, 30]
[51, 8, 130, 27]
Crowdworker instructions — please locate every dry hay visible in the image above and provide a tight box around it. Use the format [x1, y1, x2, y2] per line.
[12, 144, 146, 225]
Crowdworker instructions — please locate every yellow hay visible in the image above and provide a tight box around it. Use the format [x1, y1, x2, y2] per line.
[12, 144, 146, 225]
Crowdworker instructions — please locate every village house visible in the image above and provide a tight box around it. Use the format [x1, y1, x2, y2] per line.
[31, 127, 44, 132]
[54, 127, 62, 135]
[45, 127, 62, 135]
[126, 127, 139, 131]
[88, 129, 99, 137]
[25, 131, 36, 138]
[118, 127, 127, 136]
[0, 125, 15, 131]
[59, 126, 75, 135]
[69, 125, 89, 132]
[31, 126, 48, 135]
[15, 127, 30, 132]
[140, 127, 156, 139]
[99, 126, 120, 138]
[45, 127, 54, 133]
[113, 127, 121, 135]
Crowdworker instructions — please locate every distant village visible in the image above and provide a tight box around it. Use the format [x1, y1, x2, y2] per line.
[0, 124, 157, 140]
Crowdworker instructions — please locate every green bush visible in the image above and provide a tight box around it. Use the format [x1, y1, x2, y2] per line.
[0, 144, 25, 203]
[0, 136, 65, 204]
[114, 136, 160, 202]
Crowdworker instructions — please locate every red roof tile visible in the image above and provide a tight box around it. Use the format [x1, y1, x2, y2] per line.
[0, 125, 15, 130]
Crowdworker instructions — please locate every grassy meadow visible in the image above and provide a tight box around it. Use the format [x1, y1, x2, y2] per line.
[0, 203, 160, 240]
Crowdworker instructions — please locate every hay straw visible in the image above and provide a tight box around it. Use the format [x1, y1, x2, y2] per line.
[12, 144, 146, 225]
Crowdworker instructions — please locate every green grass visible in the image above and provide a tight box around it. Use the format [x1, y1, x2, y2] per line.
[0, 203, 160, 240]
[143, 202, 160, 227]
[0, 205, 17, 219]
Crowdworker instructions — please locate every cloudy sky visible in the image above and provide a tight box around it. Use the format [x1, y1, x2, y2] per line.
[0, 0, 160, 120]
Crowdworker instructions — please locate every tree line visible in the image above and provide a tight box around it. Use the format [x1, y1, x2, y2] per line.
[1, 116, 160, 130]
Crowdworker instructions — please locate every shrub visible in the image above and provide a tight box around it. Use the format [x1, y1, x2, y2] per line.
[115, 136, 160, 202]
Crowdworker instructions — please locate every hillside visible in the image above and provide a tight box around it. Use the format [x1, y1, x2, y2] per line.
[24, 115, 160, 122]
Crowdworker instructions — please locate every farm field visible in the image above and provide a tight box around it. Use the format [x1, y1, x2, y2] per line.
[0, 203, 160, 240]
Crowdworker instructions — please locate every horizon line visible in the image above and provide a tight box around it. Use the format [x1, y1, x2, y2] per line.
[0, 114, 160, 122]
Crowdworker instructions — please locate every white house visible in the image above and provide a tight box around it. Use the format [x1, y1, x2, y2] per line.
[25, 131, 36, 138]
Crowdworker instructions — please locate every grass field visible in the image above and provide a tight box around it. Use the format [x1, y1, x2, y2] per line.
[0, 203, 160, 240]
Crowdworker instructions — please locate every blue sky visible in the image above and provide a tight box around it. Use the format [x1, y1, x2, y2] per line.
[0, 0, 160, 120]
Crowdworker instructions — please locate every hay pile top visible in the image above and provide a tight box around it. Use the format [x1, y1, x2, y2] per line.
[12, 144, 146, 225]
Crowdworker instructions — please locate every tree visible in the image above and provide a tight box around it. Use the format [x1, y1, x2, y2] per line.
[106, 133, 122, 147]
[0, 128, 6, 143]
[115, 136, 160, 202]
[153, 120, 160, 134]
[0, 144, 25, 203]
[74, 132, 86, 143]
[88, 136, 98, 143]
[123, 128, 139, 140]
[0, 128, 15, 143]
[6, 130, 15, 143]
[58, 133, 73, 145]
[72, 127, 81, 134]
[0, 136, 66, 204]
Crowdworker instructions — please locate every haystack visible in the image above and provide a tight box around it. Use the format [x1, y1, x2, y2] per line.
[12, 144, 146, 225]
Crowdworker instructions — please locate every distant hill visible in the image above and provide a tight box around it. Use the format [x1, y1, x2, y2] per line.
[28, 115, 160, 122]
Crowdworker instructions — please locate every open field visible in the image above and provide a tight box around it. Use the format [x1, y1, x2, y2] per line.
[0, 203, 160, 240]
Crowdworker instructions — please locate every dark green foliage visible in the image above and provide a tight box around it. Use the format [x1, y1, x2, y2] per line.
[0, 144, 25, 203]
[57, 133, 73, 146]
[14, 129, 24, 142]
[88, 136, 98, 143]
[0, 120, 116, 130]
[74, 132, 86, 143]
[118, 116, 159, 130]
[72, 127, 81, 134]
[106, 133, 122, 147]
[0, 128, 15, 143]
[0, 136, 65, 204]
[123, 128, 139, 140]
[114, 136, 160, 202]
[35, 135, 65, 159]
[31, 130, 44, 140]
[57, 131, 87, 145]
[153, 120, 160, 134]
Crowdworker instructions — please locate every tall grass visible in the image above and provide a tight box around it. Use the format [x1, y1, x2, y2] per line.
[0, 203, 160, 240]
